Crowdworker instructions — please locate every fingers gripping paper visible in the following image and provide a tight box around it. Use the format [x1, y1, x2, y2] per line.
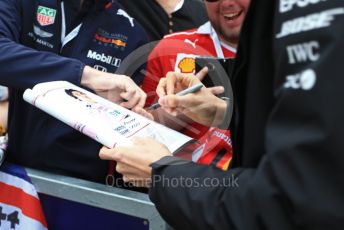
[23, 81, 193, 153]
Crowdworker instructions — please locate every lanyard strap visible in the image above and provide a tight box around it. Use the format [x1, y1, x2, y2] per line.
[60, 1, 82, 51]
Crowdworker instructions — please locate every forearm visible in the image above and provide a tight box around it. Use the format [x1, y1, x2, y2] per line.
[80, 65, 115, 93]
[212, 97, 229, 129]
[149, 146, 343, 230]
[0, 38, 84, 89]
[149, 156, 250, 230]
[0, 0, 84, 89]
[80, 65, 100, 89]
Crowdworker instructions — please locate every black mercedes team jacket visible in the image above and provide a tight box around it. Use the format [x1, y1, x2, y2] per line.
[149, 0, 344, 229]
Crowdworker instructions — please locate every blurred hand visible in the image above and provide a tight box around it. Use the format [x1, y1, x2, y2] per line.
[99, 137, 172, 187]
[156, 67, 224, 98]
[81, 66, 146, 109]
[156, 68, 228, 127]
[132, 107, 154, 120]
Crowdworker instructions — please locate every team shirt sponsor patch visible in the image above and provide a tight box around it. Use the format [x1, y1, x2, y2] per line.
[94, 28, 127, 50]
[116, 9, 134, 27]
[37, 6, 56, 26]
[33, 25, 53, 38]
[87, 50, 122, 67]
[175, 53, 199, 73]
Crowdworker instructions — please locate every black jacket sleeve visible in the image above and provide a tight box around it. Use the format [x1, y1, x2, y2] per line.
[0, 0, 84, 89]
[148, 1, 344, 229]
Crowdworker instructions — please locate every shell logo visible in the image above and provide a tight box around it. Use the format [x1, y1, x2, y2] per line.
[177, 57, 195, 73]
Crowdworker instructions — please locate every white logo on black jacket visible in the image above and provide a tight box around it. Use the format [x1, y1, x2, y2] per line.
[87, 50, 121, 67]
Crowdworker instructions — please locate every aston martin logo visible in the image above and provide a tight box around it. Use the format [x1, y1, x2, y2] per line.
[33, 25, 53, 38]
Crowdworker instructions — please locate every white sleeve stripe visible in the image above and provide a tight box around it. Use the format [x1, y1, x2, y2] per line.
[0, 171, 39, 198]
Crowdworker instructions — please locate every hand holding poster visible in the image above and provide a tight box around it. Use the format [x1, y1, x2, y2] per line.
[23, 81, 193, 153]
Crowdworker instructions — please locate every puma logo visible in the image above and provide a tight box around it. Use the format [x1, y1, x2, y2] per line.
[117, 9, 134, 27]
[184, 39, 198, 48]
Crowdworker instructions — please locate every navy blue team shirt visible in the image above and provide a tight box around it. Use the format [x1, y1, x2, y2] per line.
[0, 0, 148, 182]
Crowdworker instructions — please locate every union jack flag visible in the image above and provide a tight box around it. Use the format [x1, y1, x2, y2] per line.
[0, 163, 48, 230]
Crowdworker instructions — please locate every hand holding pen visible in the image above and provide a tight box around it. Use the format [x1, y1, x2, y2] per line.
[148, 83, 204, 110]
[152, 69, 228, 127]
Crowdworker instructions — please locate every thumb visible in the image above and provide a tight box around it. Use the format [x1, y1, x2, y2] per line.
[196, 67, 209, 81]
[208, 86, 224, 95]
[99, 146, 114, 161]
[158, 95, 179, 109]
[159, 94, 194, 110]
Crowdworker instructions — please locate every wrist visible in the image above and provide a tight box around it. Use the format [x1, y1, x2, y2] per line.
[213, 97, 229, 129]
[81, 65, 99, 89]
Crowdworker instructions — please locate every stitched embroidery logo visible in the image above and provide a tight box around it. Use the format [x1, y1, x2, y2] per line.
[37, 6, 56, 26]
[93, 28, 128, 50]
